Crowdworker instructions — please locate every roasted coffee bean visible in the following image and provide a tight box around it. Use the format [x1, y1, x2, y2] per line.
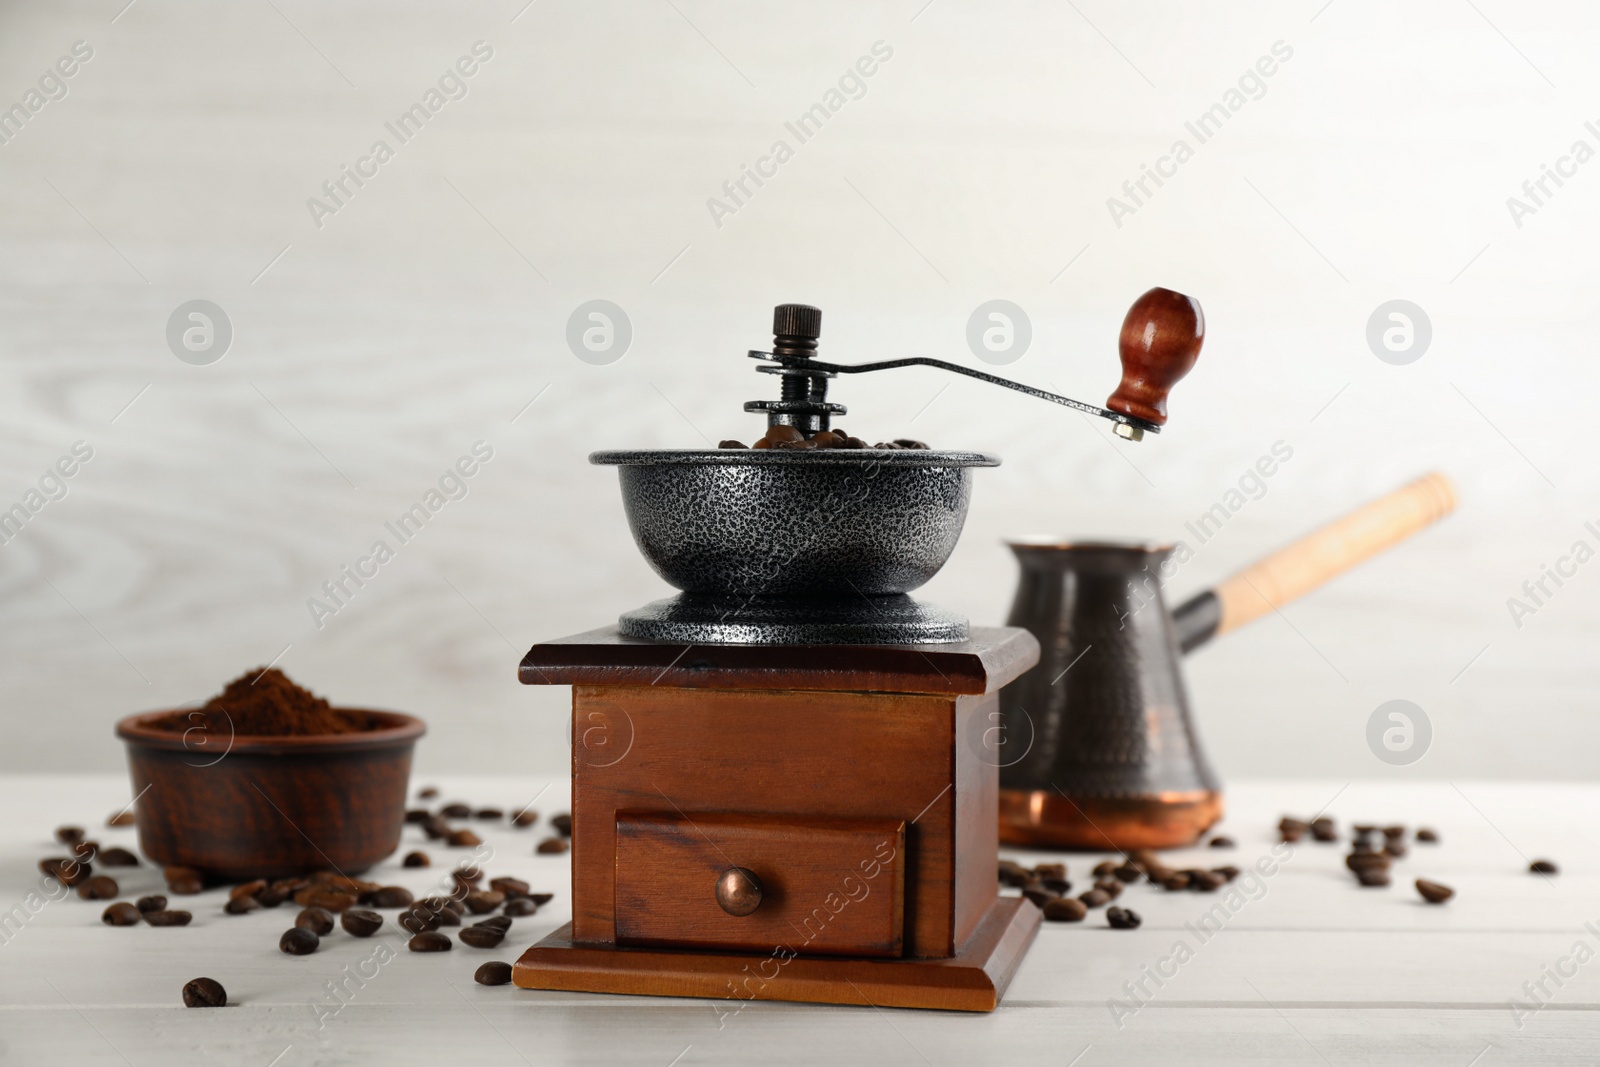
[399, 907, 442, 935]
[1079, 889, 1110, 908]
[417, 786, 440, 800]
[1144, 866, 1173, 885]
[1415, 827, 1439, 843]
[1093, 879, 1123, 900]
[1384, 840, 1408, 859]
[511, 810, 539, 828]
[460, 925, 505, 949]
[106, 810, 136, 828]
[78, 875, 119, 900]
[225, 895, 260, 916]
[365, 886, 414, 909]
[998, 860, 1031, 888]
[475, 961, 513, 986]
[1346, 852, 1390, 873]
[55, 825, 86, 844]
[502, 897, 538, 917]
[405, 809, 432, 824]
[272, 877, 309, 894]
[1032, 863, 1067, 881]
[144, 910, 192, 926]
[309, 871, 377, 892]
[102, 902, 141, 926]
[892, 438, 929, 449]
[1311, 817, 1337, 842]
[718, 439, 747, 449]
[182, 977, 227, 1008]
[1383, 825, 1406, 840]
[294, 888, 358, 912]
[1021, 887, 1056, 909]
[1041, 897, 1087, 922]
[530, 893, 554, 906]
[1091, 860, 1118, 879]
[465, 890, 506, 914]
[1162, 873, 1191, 891]
[476, 915, 513, 932]
[452, 865, 484, 886]
[93, 846, 138, 868]
[490, 877, 530, 899]
[1190, 870, 1225, 893]
[475, 808, 504, 821]
[403, 851, 431, 868]
[40, 857, 90, 887]
[165, 866, 204, 895]
[1039, 877, 1072, 895]
[1106, 906, 1142, 929]
[69, 839, 100, 862]
[422, 815, 451, 840]
[422, 895, 465, 916]
[1111, 864, 1141, 884]
[447, 829, 483, 848]
[409, 931, 452, 952]
[342, 909, 384, 937]
[1530, 859, 1559, 875]
[228, 880, 266, 902]
[280, 927, 319, 954]
[1208, 836, 1235, 848]
[295, 907, 335, 936]
[1416, 878, 1454, 903]
[1351, 836, 1377, 854]
[256, 886, 289, 908]
[1213, 866, 1241, 882]
[440, 803, 472, 818]
[136, 894, 167, 913]
[537, 837, 570, 855]
[551, 813, 572, 837]
[1352, 823, 1376, 835]
[1356, 868, 1392, 887]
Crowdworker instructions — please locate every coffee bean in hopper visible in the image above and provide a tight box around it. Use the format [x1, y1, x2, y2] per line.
[1416, 879, 1454, 904]
[409, 931, 452, 952]
[1530, 859, 1559, 875]
[342, 909, 384, 937]
[77, 875, 119, 900]
[136, 895, 166, 913]
[1042, 898, 1087, 923]
[402, 851, 431, 868]
[1106, 907, 1142, 929]
[181, 978, 227, 1008]
[475, 961, 513, 986]
[295, 907, 334, 936]
[144, 910, 193, 927]
[460, 925, 506, 949]
[102, 902, 141, 926]
[280, 927, 319, 955]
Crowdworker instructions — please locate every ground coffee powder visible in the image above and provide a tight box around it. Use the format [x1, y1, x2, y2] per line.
[151, 668, 369, 737]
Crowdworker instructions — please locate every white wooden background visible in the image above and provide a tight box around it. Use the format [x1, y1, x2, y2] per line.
[1, 0, 1597, 777]
[2, 776, 1597, 1065]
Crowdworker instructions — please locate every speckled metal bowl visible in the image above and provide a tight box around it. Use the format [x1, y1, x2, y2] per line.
[591, 449, 1000, 643]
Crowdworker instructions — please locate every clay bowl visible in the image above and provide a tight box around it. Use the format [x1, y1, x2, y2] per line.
[115, 709, 424, 881]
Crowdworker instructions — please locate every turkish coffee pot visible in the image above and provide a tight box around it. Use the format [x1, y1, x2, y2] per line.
[593, 288, 1205, 645]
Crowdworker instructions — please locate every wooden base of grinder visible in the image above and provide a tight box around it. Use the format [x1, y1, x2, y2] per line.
[514, 895, 1040, 1012]
[998, 788, 1223, 850]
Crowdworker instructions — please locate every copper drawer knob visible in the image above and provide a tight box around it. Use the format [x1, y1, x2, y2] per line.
[715, 867, 763, 916]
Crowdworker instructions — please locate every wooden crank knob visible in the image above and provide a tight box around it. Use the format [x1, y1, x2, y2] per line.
[1106, 287, 1205, 429]
[715, 867, 763, 916]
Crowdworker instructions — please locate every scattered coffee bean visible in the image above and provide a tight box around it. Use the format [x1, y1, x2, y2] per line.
[718, 439, 747, 449]
[295, 907, 334, 936]
[502, 897, 538, 917]
[460, 925, 505, 949]
[405, 809, 432, 824]
[294, 887, 358, 912]
[409, 931, 452, 952]
[1079, 889, 1110, 909]
[280, 927, 319, 954]
[452, 865, 484, 887]
[511, 810, 538, 828]
[1355, 868, 1392, 888]
[465, 890, 506, 915]
[440, 803, 472, 818]
[1021, 887, 1055, 909]
[1109, 864, 1139, 884]
[1383, 825, 1406, 840]
[417, 786, 440, 800]
[475, 808, 504, 820]
[102, 902, 141, 926]
[1384, 840, 1408, 859]
[1093, 879, 1123, 900]
[476, 915, 513, 932]
[256, 886, 290, 908]
[537, 837, 570, 855]
[1106, 906, 1142, 929]
[365, 886, 414, 909]
[1530, 859, 1559, 875]
[68, 839, 99, 862]
[224, 895, 260, 916]
[39, 857, 90, 887]
[1214, 866, 1240, 882]
[342, 909, 384, 937]
[165, 866, 204, 895]
[1162, 873, 1191, 892]
[106, 811, 136, 828]
[78, 875, 118, 901]
[1208, 836, 1235, 848]
[1415, 828, 1439, 843]
[1416, 879, 1454, 903]
[1310, 816, 1337, 842]
[1039, 877, 1072, 895]
[399, 907, 442, 935]
[182, 977, 227, 1008]
[55, 826, 86, 845]
[447, 829, 483, 848]
[490, 877, 530, 899]
[998, 860, 1031, 888]
[551, 813, 572, 837]
[1346, 852, 1390, 873]
[1032, 863, 1067, 881]
[422, 815, 451, 840]
[1279, 817, 1307, 843]
[403, 851, 431, 868]
[145, 910, 193, 927]
[475, 961, 513, 986]
[1190, 870, 1225, 893]
[530, 893, 554, 907]
[136, 895, 167, 913]
[229, 880, 266, 903]
[1092, 860, 1117, 879]
[1042, 897, 1088, 922]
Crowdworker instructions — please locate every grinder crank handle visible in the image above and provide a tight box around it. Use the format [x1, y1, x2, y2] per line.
[1171, 472, 1458, 654]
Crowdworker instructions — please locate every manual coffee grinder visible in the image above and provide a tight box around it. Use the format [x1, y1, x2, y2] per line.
[513, 290, 1203, 1011]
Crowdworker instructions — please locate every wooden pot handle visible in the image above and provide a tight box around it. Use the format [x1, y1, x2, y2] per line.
[1173, 472, 1457, 651]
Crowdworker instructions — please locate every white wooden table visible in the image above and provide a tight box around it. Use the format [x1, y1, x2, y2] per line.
[2, 776, 1594, 1065]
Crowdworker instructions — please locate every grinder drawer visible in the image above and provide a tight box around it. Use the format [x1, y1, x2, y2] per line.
[613, 810, 906, 958]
